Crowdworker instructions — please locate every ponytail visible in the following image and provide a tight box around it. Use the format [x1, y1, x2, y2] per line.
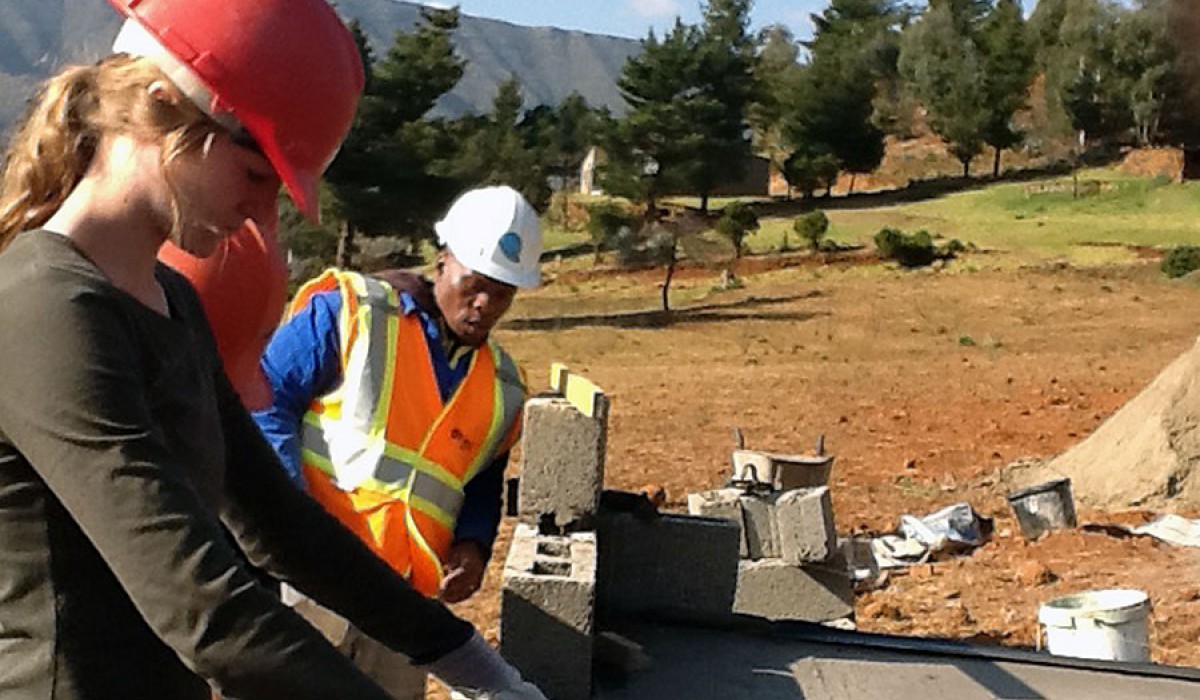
[0, 55, 215, 251]
[0, 64, 101, 250]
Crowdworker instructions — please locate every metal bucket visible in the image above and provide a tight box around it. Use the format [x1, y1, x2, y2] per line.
[1007, 478, 1077, 540]
[730, 450, 834, 491]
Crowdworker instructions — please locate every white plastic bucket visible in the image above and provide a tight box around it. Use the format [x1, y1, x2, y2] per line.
[1037, 589, 1151, 662]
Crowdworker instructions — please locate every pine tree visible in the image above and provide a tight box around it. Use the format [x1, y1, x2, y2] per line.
[445, 77, 549, 208]
[606, 1, 754, 213]
[325, 7, 466, 258]
[978, 0, 1034, 176]
[693, 0, 756, 210]
[605, 21, 709, 214]
[748, 25, 802, 175]
[523, 93, 607, 190]
[899, 0, 990, 177]
[781, 0, 902, 193]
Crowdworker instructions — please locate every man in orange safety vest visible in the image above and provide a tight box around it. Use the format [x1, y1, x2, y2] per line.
[253, 185, 542, 699]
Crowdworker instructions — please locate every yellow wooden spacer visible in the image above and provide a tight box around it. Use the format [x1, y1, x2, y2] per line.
[549, 362, 605, 418]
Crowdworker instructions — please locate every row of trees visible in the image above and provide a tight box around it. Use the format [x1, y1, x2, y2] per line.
[290, 7, 610, 267]
[290, 0, 1197, 267]
[605, 0, 1193, 205]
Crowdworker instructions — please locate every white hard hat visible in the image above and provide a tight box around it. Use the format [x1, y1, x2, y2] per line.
[435, 186, 542, 288]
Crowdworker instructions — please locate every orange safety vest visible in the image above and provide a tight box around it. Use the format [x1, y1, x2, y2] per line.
[293, 270, 525, 596]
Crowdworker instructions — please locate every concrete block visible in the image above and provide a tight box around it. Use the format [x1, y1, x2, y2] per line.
[518, 396, 608, 531]
[733, 558, 854, 622]
[687, 488, 780, 560]
[740, 494, 779, 560]
[501, 524, 597, 700]
[687, 488, 747, 557]
[774, 487, 836, 565]
[597, 510, 739, 621]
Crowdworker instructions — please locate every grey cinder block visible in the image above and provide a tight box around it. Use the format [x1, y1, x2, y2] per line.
[686, 488, 780, 560]
[774, 487, 836, 565]
[597, 510, 739, 621]
[518, 396, 608, 531]
[740, 494, 779, 560]
[733, 558, 854, 622]
[501, 524, 597, 700]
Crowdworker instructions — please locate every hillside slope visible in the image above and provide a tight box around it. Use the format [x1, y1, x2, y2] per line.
[0, 0, 640, 139]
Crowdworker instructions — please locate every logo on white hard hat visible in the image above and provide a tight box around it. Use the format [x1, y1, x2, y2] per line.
[498, 231, 522, 264]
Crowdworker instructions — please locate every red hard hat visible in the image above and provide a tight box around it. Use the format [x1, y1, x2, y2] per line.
[107, 0, 363, 222]
[159, 219, 289, 411]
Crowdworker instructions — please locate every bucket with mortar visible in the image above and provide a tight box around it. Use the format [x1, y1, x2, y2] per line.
[1037, 589, 1151, 662]
[1007, 478, 1077, 540]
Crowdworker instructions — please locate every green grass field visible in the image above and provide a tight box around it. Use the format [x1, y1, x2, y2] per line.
[539, 169, 1200, 273]
[751, 169, 1200, 265]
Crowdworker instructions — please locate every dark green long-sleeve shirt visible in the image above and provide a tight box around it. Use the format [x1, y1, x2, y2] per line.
[0, 230, 472, 699]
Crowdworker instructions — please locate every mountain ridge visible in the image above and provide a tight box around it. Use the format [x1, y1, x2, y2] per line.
[0, 0, 640, 140]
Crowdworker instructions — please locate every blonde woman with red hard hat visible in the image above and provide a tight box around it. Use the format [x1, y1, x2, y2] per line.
[0, 1, 545, 698]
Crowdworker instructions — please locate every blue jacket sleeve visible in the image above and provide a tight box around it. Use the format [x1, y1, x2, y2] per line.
[252, 291, 343, 487]
[453, 451, 507, 559]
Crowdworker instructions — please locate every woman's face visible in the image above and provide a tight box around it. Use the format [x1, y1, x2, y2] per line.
[162, 130, 280, 258]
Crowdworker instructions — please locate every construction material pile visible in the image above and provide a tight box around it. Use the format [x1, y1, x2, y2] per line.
[1011, 336, 1200, 511]
[687, 447, 853, 623]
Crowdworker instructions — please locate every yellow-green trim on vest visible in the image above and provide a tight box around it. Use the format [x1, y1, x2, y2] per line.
[300, 420, 460, 527]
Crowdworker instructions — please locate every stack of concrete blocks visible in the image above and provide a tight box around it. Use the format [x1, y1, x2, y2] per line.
[502, 390, 609, 700]
[503, 371, 747, 698]
[687, 482, 854, 623]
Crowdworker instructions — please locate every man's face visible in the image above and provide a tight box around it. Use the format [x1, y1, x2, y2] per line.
[433, 251, 517, 346]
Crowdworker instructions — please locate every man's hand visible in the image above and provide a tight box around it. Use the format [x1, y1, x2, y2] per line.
[440, 540, 488, 603]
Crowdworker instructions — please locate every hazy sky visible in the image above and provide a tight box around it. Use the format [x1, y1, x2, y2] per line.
[422, 1, 1039, 41]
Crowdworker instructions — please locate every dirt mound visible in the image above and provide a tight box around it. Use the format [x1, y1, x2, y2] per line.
[1012, 335, 1200, 511]
[1118, 147, 1184, 181]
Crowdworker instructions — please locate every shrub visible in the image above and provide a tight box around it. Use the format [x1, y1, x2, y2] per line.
[714, 201, 760, 257]
[874, 227, 936, 268]
[586, 201, 637, 263]
[794, 210, 829, 252]
[874, 227, 905, 259]
[1163, 245, 1200, 279]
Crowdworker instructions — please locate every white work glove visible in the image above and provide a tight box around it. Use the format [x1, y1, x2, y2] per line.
[425, 632, 548, 700]
[449, 682, 547, 700]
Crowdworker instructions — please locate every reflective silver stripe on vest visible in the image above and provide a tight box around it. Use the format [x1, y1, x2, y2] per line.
[495, 348, 525, 434]
[463, 345, 526, 484]
[301, 425, 464, 520]
[350, 277, 395, 430]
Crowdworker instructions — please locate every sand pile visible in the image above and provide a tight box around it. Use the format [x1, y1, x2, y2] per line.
[1010, 336, 1200, 512]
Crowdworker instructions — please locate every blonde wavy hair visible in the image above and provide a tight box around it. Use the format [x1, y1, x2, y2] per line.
[0, 54, 220, 251]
